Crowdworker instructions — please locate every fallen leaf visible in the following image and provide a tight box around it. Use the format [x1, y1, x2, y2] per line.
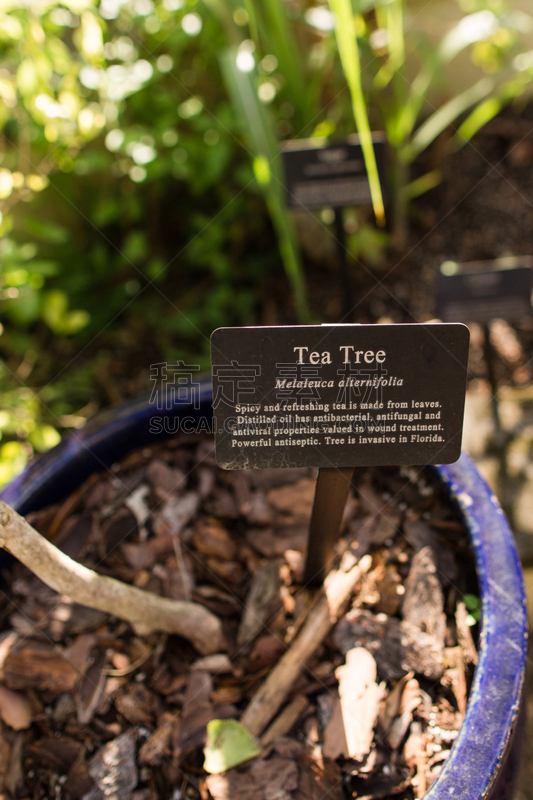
[114, 682, 156, 725]
[379, 672, 414, 734]
[0, 686, 31, 730]
[101, 508, 138, 556]
[158, 492, 199, 536]
[145, 459, 186, 496]
[193, 519, 237, 561]
[241, 492, 275, 526]
[267, 478, 316, 521]
[204, 755, 298, 800]
[203, 719, 260, 774]
[403, 519, 457, 587]
[386, 678, 421, 749]
[295, 753, 344, 800]
[323, 700, 348, 760]
[237, 561, 282, 648]
[332, 609, 444, 681]
[75, 647, 107, 725]
[25, 736, 81, 772]
[192, 654, 233, 674]
[184, 670, 213, 709]
[1, 639, 79, 693]
[246, 526, 308, 558]
[402, 547, 446, 643]
[250, 756, 298, 795]
[335, 648, 382, 760]
[5, 732, 24, 798]
[84, 730, 138, 800]
[139, 713, 178, 765]
[0, 721, 11, 793]
[205, 769, 256, 800]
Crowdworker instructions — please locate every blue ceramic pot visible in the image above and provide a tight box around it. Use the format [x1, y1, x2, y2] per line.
[1, 381, 527, 798]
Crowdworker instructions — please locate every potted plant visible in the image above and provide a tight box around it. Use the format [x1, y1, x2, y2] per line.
[0, 379, 527, 798]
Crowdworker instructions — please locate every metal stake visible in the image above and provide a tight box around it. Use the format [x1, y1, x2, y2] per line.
[303, 466, 356, 587]
[483, 322, 503, 437]
[333, 207, 353, 321]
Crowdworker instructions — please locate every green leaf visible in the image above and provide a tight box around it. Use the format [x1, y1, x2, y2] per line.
[403, 169, 442, 200]
[455, 72, 533, 145]
[65, 309, 90, 334]
[398, 11, 502, 146]
[0, 440, 29, 489]
[463, 593, 480, 612]
[16, 58, 39, 95]
[219, 48, 310, 322]
[258, 0, 308, 116]
[26, 260, 59, 276]
[203, 719, 260, 774]
[29, 424, 61, 453]
[42, 289, 90, 335]
[24, 217, 69, 244]
[402, 77, 494, 163]
[122, 230, 148, 263]
[327, 0, 385, 226]
[0, 12, 23, 41]
[77, 11, 104, 65]
[438, 10, 499, 64]
[253, 155, 271, 186]
[4, 284, 40, 324]
[46, 35, 73, 75]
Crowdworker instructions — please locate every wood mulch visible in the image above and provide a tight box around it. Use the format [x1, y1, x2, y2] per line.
[0, 434, 478, 800]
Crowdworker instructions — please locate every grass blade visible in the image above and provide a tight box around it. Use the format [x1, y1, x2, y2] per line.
[328, 0, 385, 226]
[455, 72, 533, 145]
[399, 11, 501, 147]
[220, 48, 310, 321]
[402, 76, 494, 163]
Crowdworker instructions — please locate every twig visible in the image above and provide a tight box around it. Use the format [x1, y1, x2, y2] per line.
[408, 721, 427, 798]
[0, 501, 224, 656]
[444, 646, 468, 719]
[172, 536, 192, 602]
[455, 602, 478, 666]
[260, 694, 309, 748]
[48, 473, 99, 539]
[104, 645, 155, 677]
[240, 554, 372, 737]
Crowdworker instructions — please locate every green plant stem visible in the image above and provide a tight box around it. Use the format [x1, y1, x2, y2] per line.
[386, 0, 405, 73]
[261, 0, 307, 116]
[242, 0, 259, 45]
[401, 76, 494, 163]
[328, 0, 385, 227]
[391, 155, 409, 250]
[220, 48, 310, 322]
[265, 193, 310, 322]
[455, 72, 533, 145]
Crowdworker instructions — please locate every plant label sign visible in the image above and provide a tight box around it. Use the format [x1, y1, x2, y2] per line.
[435, 260, 533, 324]
[211, 323, 469, 470]
[281, 135, 386, 210]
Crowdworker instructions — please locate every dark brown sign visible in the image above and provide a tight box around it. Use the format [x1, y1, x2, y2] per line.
[281, 135, 386, 210]
[211, 323, 469, 470]
[435, 260, 533, 324]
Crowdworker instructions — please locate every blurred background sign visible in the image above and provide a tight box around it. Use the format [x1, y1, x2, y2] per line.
[281, 135, 387, 211]
[435, 257, 533, 324]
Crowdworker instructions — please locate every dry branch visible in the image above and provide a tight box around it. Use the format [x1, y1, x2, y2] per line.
[240, 554, 372, 737]
[260, 694, 309, 748]
[0, 501, 224, 656]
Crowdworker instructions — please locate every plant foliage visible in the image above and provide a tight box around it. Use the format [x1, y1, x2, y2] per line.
[1, 0, 532, 484]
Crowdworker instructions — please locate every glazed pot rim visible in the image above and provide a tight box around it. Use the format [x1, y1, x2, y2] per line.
[0, 381, 527, 798]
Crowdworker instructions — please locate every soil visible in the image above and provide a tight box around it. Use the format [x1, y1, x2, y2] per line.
[0, 434, 478, 800]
